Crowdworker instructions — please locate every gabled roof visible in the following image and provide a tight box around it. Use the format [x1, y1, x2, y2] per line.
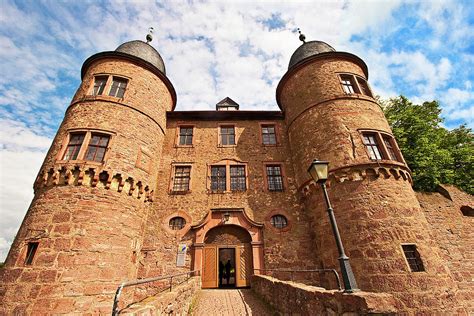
[216, 97, 239, 107]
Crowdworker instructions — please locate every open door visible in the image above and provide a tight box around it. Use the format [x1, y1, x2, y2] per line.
[202, 246, 218, 288]
[236, 244, 253, 287]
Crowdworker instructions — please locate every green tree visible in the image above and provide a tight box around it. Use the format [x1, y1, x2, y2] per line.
[382, 96, 473, 194]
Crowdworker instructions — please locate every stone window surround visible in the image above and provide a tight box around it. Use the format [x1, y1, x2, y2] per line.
[358, 129, 405, 164]
[163, 211, 192, 235]
[400, 243, 426, 273]
[175, 124, 195, 147]
[56, 128, 115, 165]
[207, 159, 248, 193]
[217, 123, 237, 147]
[262, 162, 287, 192]
[169, 163, 193, 194]
[88, 73, 131, 99]
[265, 210, 292, 233]
[337, 72, 373, 98]
[259, 122, 279, 146]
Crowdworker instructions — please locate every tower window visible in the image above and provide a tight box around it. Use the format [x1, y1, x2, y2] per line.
[210, 166, 227, 191]
[340, 74, 360, 94]
[25, 242, 39, 265]
[172, 166, 191, 192]
[266, 165, 284, 191]
[230, 166, 246, 191]
[85, 134, 110, 162]
[261, 125, 277, 145]
[383, 136, 399, 161]
[63, 133, 85, 160]
[356, 77, 373, 97]
[402, 244, 425, 272]
[219, 126, 235, 146]
[92, 76, 108, 96]
[179, 126, 194, 146]
[109, 77, 128, 98]
[169, 217, 186, 230]
[362, 133, 383, 160]
[270, 215, 288, 229]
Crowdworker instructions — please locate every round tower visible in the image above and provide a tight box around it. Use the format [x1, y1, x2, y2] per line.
[277, 38, 464, 313]
[0, 38, 176, 314]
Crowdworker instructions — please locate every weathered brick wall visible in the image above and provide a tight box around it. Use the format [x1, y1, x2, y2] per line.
[138, 118, 317, 280]
[251, 274, 398, 315]
[417, 185, 474, 313]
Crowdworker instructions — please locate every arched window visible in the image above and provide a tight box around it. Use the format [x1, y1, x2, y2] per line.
[270, 215, 288, 229]
[169, 217, 186, 230]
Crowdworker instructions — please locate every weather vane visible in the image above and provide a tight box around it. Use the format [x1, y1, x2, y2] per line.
[146, 27, 154, 43]
[297, 28, 306, 43]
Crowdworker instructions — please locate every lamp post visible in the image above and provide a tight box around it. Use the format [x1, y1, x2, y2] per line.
[308, 159, 359, 293]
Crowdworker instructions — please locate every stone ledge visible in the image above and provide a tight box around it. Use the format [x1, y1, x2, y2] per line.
[34, 164, 154, 202]
[251, 275, 398, 315]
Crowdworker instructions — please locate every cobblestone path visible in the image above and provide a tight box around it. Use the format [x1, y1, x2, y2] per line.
[191, 289, 274, 316]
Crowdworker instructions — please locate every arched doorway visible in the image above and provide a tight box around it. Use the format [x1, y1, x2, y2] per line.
[202, 225, 253, 288]
[191, 208, 264, 289]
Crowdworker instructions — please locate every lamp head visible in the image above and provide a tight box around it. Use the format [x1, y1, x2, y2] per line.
[223, 212, 230, 223]
[308, 160, 329, 183]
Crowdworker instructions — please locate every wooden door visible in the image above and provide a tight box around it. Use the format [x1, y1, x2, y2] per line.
[236, 244, 253, 287]
[202, 246, 218, 288]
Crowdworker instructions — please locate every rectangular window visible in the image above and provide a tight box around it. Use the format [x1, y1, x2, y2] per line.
[109, 77, 128, 98]
[172, 166, 191, 192]
[266, 165, 284, 191]
[211, 166, 226, 191]
[220, 126, 235, 146]
[383, 137, 398, 161]
[92, 76, 108, 96]
[356, 77, 373, 97]
[363, 133, 383, 160]
[402, 244, 425, 272]
[262, 125, 277, 145]
[25, 242, 39, 265]
[179, 127, 194, 145]
[63, 133, 85, 160]
[340, 74, 360, 94]
[230, 166, 246, 191]
[85, 134, 110, 162]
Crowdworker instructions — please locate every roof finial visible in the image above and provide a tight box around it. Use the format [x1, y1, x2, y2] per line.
[297, 28, 306, 43]
[146, 27, 154, 44]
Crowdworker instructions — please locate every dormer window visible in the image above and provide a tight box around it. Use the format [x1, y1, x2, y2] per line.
[216, 97, 239, 111]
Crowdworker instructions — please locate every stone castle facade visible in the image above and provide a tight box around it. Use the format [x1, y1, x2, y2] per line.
[0, 35, 472, 315]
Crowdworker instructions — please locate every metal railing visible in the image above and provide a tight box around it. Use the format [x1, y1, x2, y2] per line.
[254, 268, 342, 291]
[112, 270, 200, 315]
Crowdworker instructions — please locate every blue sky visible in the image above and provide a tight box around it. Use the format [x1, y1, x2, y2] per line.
[0, 0, 473, 260]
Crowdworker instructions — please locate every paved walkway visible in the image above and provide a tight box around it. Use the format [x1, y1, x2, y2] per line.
[191, 289, 274, 316]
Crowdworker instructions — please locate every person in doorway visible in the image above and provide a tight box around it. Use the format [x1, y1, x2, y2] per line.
[219, 260, 224, 286]
[225, 259, 232, 285]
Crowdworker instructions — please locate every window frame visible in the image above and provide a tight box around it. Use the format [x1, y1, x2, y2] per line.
[338, 73, 373, 98]
[359, 129, 405, 163]
[24, 241, 39, 265]
[263, 163, 286, 192]
[169, 164, 193, 194]
[266, 210, 292, 233]
[57, 129, 114, 164]
[92, 75, 109, 96]
[176, 124, 195, 147]
[401, 244, 425, 272]
[208, 160, 248, 193]
[218, 124, 237, 147]
[169, 216, 187, 231]
[88, 73, 130, 99]
[259, 122, 278, 146]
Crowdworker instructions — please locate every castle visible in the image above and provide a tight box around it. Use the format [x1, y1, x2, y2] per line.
[0, 32, 472, 315]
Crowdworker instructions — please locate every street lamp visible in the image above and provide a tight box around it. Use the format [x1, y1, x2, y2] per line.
[222, 211, 230, 223]
[308, 159, 359, 293]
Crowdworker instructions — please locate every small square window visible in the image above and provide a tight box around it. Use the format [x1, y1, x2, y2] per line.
[402, 244, 425, 272]
[179, 127, 193, 146]
[266, 165, 284, 191]
[63, 133, 86, 160]
[25, 242, 39, 265]
[340, 74, 360, 94]
[172, 166, 191, 192]
[85, 134, 110, 162]
[363, 133, 383, 160]
[92, 76, 108, 96]
[109, 77, 128, 98]
[220, 126, 235, 146]
[262, 125, 277, 145]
